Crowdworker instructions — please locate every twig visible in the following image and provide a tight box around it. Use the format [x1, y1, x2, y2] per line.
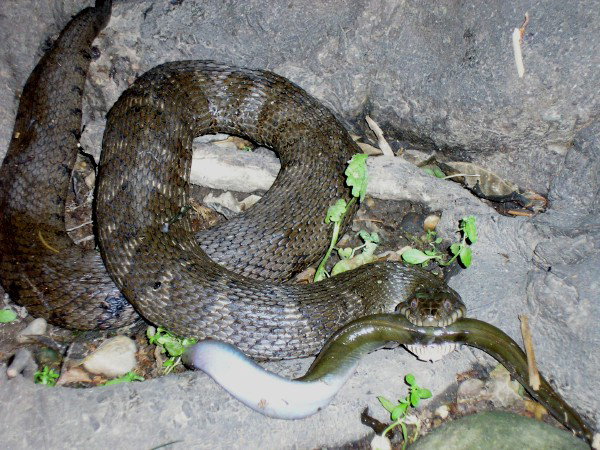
[519, 12, 530, 41]
[352, 218, 385, 223]
[442, 173, 481, 180]
[519, 314, 540, 390]
[365, 116, 395, 156]
[512, 12, 528, 78]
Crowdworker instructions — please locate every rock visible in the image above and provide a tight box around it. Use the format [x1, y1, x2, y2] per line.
[457, 378, 485, 403]
[409, 411, 589, 450]
[6, 349, 37, 379]
[82, 336, 137, 378]
[434, 405, 450, 420]
[16, 318, 47, 343]
[371, 434, 392, 450]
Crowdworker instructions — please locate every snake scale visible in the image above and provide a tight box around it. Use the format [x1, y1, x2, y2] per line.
[0, 0, 464, 360]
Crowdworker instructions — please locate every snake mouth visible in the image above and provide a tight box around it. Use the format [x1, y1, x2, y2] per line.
[398, 288, 466, 361]
[397, 289, 466, 328]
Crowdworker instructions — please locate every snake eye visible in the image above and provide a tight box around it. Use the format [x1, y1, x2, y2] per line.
[411, 298, 418, 309]
[443, 299, 452, 311]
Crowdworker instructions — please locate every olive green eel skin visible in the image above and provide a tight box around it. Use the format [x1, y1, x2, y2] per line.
[0, 0, 463, 360]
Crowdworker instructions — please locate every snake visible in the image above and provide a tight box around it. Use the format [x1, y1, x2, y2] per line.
[0, 0, 464, 359]
[0, 1, 594, 445]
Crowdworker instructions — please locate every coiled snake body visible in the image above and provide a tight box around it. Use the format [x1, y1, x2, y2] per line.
[0, 0, 463, 360]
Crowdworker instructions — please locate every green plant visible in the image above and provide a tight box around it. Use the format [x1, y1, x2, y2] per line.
[374, 374, 432, 450]
[102, 371, 144, 386]
[314, 154, 369, 282]
[421, 166, 445, 178]
[402, 216, 477, 268]
[147, 326, 197, 374]
[330, 230, 379, 276]
[0, 309, 17, 323]
[34, 366, 59, 386]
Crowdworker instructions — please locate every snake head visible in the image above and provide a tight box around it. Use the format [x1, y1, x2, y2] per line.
[398, 283, 466, 362]
[398, 284, 466, 327]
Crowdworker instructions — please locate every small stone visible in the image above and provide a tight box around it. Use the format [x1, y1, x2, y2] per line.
[456, 378, 485, 403]
[16, 317, 47, 343]
[370, 434, 392, 450]
[6, 348, 37, 378]
[56, 366, 93, 386]
[83, 336, 137, 378]
[434, 404, 449, 419]
[487, 377, 523, 408]
[423, 214, 440, 231]
[34, 347, 62, 367]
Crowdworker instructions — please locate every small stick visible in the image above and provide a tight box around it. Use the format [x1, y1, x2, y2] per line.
[519, 314, 541, 390]
[352, 218, 385, 223]
[365, 116, 394, 156]
[519, 12, 530, 41]
[512, 28, 525, 78]
[507, 210, 534, 217]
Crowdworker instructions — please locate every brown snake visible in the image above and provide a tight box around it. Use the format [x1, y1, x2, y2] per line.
[0, 0, 465, 360]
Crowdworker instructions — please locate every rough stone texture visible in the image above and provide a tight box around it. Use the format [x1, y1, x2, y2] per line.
[0, 0, 598, 449]
[409, 411, 589, 450]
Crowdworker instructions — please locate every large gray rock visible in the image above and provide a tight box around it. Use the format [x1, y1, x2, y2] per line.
[0, 1, 598, 448]
[409, 411, 589, 450]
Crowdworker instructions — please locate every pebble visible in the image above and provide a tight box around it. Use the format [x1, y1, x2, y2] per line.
[16, 317, 47, 343]
[434, 404, 450, 420]
[370, 434, 392, 450]
[456, 378, 485, 402]
[423, 214, 440, 231]
[82, 336, 137, 378]
[6, 348, 37, 379]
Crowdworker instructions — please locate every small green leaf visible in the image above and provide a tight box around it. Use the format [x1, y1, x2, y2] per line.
[325, 199, 347, 224]
[359, 230, 379, 244]
[449, 243, 461, 255]
[0, 309, 17, 323]
[434, 237, 443, 244]
[345, 154, 369, 202]
[377, 396, 397, 414]
[337, 248, 353, 259]
[391, 403, 408, 420]
[432, 167, 446, 178]
[405, 374, 416, 385]
[410, 390, 421, 407]
[34, 366, 59, 386]
[459, 245, 472, 267]
[181, 337, 197, 347]
[103, 372, 144, 386]
[462, 216, 477, 244]
[164, 340, 184, 357]
[402, 249, 432, 265]
[422, 168, 435, 177]
[417, 388, 432, 399]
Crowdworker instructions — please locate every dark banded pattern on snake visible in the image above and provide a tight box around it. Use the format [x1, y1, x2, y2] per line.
[0, 0, 465, 360]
